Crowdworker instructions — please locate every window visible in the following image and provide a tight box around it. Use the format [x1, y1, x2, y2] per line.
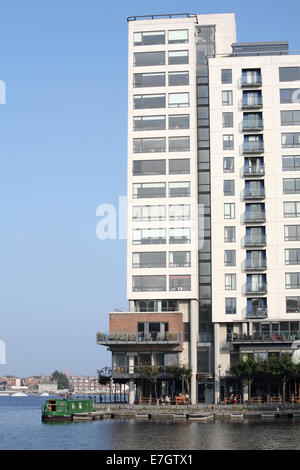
[168, 30, 188, 44]
[221, 69, 232, 84]
[225, 274, 236, 290]
[169, 136, 190, 152]
[224, 250, 236, 266]
[133, 252, 166, 268]
[286, 273, 300, 289]
[134, 31, 165, 46]
[282, 155, 300, 171]
[133, 72, 165, 88]
[198, 107, 209, 127]
[133, 137, 166, 153]
[169, 251, 191, 267]
[168, 114, 190, 129]
[198, 128, 209, 148]
[224, 226, 236, 243]
[169, 227, 191, 244]
[284, 225, 300, 241]
[168, 71, 189, 86]
[133, 205, 166, 222]
[134, 94, 165, 109]
[279, 67, 300, 82]
[284, 201, 300, 217]
[168, 93, 189, 108]
[280, 89, 299, 104]
[242, 69, 262, 85]
[285, 249, 300, 265]
[133, 160, 166, 176]
[169, 204, 190, 220]
[183, 322, 190, 342]
[169, 182, 190, 197]
[197, 85, 208, 105]
[133, 115, 166, 131]
[281, 111, 300, 126]
[133, 275, 166, 292]
[223, 135, 234, 150]
[282, 133, 300, 148]
[283, 178, 300, 194]
[133, 182, 166, 198]
[169, 159, 190, 175]
[224, 203, 235, 219]
[243, 90, 262, 106]
[133, 228, 166, 245]
[286, 297, 300, 313]
[222, 90, 233, 106]
[134, 51, 165, 67]
[222, 112, 233, 128]
[169, 275, 191, 291]
[223, 157, 234, 173]
[225, 298, 236, 314]
[223, 180, 235, 196]
[168, 50, 189, 65]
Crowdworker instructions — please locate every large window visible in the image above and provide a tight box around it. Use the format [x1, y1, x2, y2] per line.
[133, 252, 166, 268]
[134, 94, 165, 109]
[133, 205, 166, 222]
[133, 116, 166, 131]
[169, 136, 190, 152]
[169, 204, 190, 220]
[168, 50, 189, 65]
[168, 93, 189, 108]
[133, 182, 166, 199]
[285, 249, 300, 265]
[168, 114, 189, 129]
[283, 178, 300, 194]
[284, 201, 300, 218]
[281, 110, 300, 126]
[282, 133, 300, 148]
[133, 73, 165, 88]
[169, 159, 190, 175]
[134, 51, 165, 67]
[134, 31, 165, 46]
[280, 89, 299, 103]
[284, 225, 300, 241]
[279, 67, 300, 82]
[133, 137, 166, 153]
[169, 275, 191, 291]
[133, 160, 166, 176]
[168, 71, 189, 86]
[168, 30, 188, 44]
[286, 273, 300, 289]
[133, 275, 166, 292]
[169, 251, 191, 267]
[282, 155, 300, 171]
[133, 228, 166, 245]
[169, 182, 190, 197]
[169, 227, 191, 244]
[286, 297, 300, 313]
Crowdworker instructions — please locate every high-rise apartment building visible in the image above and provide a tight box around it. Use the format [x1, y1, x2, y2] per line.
[97, 12, 300, 404]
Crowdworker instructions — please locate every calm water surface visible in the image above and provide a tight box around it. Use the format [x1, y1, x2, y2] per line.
[1, 396, 300, 450]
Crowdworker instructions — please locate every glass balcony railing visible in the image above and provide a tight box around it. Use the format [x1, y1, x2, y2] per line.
[111, 365, 178, 376]
[241, 78, 262, 87]
[246, 282, 267, 294]
[245, 235, 266, 246]
[97, 332, 181, 344]
[244, 211, 266, 223]
[244, 165, 265, 176]
[227, 329, 300, 343]
[244, 187, 265, 199]
[243, 141, 264, 153]
[243, 119, 263, 130]
[242, 98, 263, 109]
[245, 259, 267, 270]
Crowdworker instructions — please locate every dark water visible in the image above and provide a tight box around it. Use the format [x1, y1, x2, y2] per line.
[1, 396, 300, 450]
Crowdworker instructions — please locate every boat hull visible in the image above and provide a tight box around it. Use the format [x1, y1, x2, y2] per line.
[42, 414, 72, 422]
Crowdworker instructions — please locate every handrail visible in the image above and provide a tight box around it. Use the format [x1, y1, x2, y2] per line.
[127, 13, 198, 23]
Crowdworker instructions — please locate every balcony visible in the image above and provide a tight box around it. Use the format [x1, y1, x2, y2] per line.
[243, 119, 263, 131]
[242, 99, 263, 110]
[245, 260, 267, 271]
[243, 141, 264, 154]
[244, 188, 265, 200]
[227, 330, 300, 344]
[245, 283, 267, 295]
[244, 166, 265, 177]
[97, 332, 181, 345]
[111, 365, 177, 379]
[241, 79, 262, 88]
[244, 212, 266, 223]
[245, 235, 266, 247]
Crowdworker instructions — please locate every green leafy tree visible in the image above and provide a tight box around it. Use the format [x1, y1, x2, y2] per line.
[169, 364, 192, 399]
[138, 364, 160, 402]
[97, 367, 112, 386]
[230, 355, 266, 400]
[50, 370, 69, 390]
[266, 353, 300, 403]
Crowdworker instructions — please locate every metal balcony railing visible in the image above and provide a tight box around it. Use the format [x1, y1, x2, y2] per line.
[97, 332, 181, 344]
[227, 329, 300, 343]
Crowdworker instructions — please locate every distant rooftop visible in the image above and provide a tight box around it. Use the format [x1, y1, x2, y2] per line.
[232, 41, 289, 56]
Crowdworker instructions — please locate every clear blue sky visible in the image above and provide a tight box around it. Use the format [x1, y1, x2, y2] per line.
[0, 0, 299, 377]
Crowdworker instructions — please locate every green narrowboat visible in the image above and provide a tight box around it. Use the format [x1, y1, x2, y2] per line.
[42, 398, 96, 422]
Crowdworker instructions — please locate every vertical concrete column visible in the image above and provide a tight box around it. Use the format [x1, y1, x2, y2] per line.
[129, 300, 135, 313]
[214, 323, 220, 405]
[190, 299, 198, 404]
[128, 355, 135, 404]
